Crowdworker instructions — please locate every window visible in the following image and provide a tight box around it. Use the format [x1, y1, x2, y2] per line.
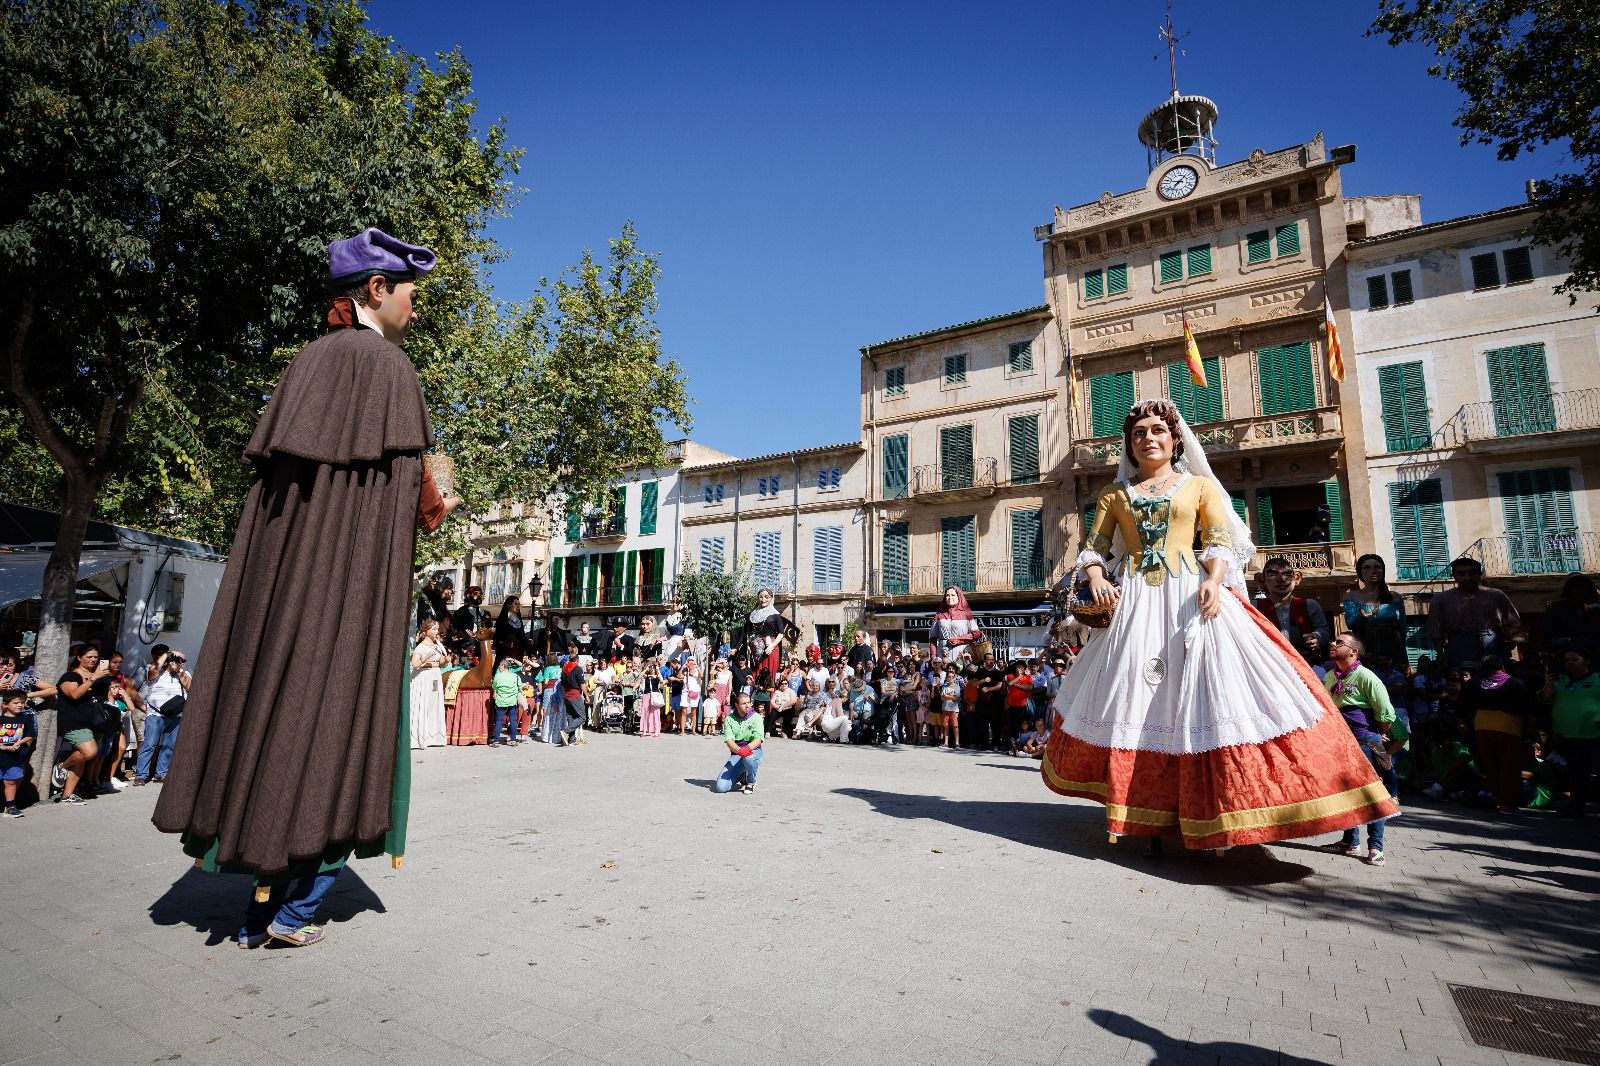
[1245, 225, 1301, 265]
[1389, 479, 1449, 580]
[565, 507, 580, 542]
[816, 466, 841, 491]
[940, 515, 976, 592]
[1083, 263, 1128, 300]
[753, 530, 782, 592]
[1257, 340, 1316, 415]
[1246, 230, 1272, 264]
[1366, 269, 1414, 310]
[1088, 370, 1135, 437]
[1275, 222, 1300, 257]
[1499, 468, 1579, 573]
[882, 434, 908, 500]
[699, 537, 725, 573]
[1159, 249, 1184, 284]
[703, 483, 725, 505]
[1008, 340, 1035, 374]
[1186, 243, 1212, 276]
[881, 522, 909, 595]
[1254, 487, 1276, 546]
[1008, 415, 1040, 485]
[812, 526, 844, 593]
[1011, 509, 1044, 590]
[1486, 342, 1555, 436]
[1378, 361, 1431, 451]
[757, 475, 781, 499]
[943, 353, 968, 386]
[939, 424, 974, 490]
[609, 486, 626, 532]
[639, 480, 658, 535]
[1472, 245, 1535, 291]
[1160, 243, 1212, 284]
[884, 366, 906, 396]
[1166, 357, 1223, 424]
[1323, 479, 1346, 541]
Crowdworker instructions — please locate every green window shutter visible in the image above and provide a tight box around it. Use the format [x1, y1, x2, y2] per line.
[584, 554, 600, 607]
[1378, 361, 1431, 451]
[648, 547, 666, 602]
[1246, 230, 1271, 264]
[1084, 501, 1097, 534]
[612, 552, 627, 606]
[940, 424, 974, 489]
[1503, 246, 1534, 284]
[1390, 269, 1414, 305]
[1499, 468, 1579, 573]
[1159, 250, 1184, 284]
[1008, 415, 1040, 485]
[639, 480, 658, 535]
[1106, 263, 1129, 294]
[610, 486, 627, 530]
[1186, 244, 1211, 276]
[1008, 341, 1034, 373]
[1366, 274, 1389, 310]
[1089, 371, 1135, 437]
[881, 522, 909, 595]
[943, 353, 967, 384]
[549, 556, 564, 607]
[1260, 341, 1314, 415]
[1166, 358, 1221, 424]
[1230, 492, 1248, 525]
[1322, 479, 1346, 541]
[1083, 269, 1104, 300]
[1274, 223, 1300, 257]
[1487, 343, 1554, 436]
[1389, 479, 1448, 580]
[882, 434, 909, 499]
[624, 550, 638, 604]
[568, 555, 585, 608]
[884, 366, 905, 396]
[1011, 509, 1044, 590]
[566, 508, 580, 541]
[1471, 251, 1500, 289]
[940, 515, 977, 592]
[1254, 488, 1276, 546]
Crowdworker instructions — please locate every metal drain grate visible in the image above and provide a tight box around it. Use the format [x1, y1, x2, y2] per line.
[1449, 984, 1600, 1065]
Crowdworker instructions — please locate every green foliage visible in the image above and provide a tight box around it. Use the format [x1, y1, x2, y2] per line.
[1372, 0, 1600, 304]
[675, 553, 755, 650]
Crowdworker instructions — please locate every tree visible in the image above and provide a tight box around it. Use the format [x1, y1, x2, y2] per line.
[1372, 0, 1600, 304]
[675, 553, 756, 653]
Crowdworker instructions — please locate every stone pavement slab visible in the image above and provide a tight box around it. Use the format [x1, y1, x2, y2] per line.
[1, 734, 1596, 1066]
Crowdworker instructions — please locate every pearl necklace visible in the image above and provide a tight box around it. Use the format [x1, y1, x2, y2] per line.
[1136, 470, 1178, 495]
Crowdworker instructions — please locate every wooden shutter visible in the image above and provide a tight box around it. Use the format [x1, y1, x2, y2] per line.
[885, 366, 905, 395]
[812, 526, 843, 592]
[1089, 371, 1134, 437]
[1008, 414, 1040, 485]
[943, 354, 967, 384]
[1159, 250, 1183, 284]
[881, 522, 909, 595]
[1166, 358, 1221, 424]
[1230, 493, 1248, 525]
[699, 538, 721, 573]
[1084, 501, 1097, 535]
[1083, 269, 1104, 300]
[1390, 269, 1414, 305]
[1390, 479, 1448, 580]
[882, 434, 908, 499]
[610, 486, 627, 530]
[940, 515, 976, 591]
[1503, 246, 1534, 284]
[1323, 479, 1346, 541]
[1499, 468, 1579, 573]
[647, 547, 666, 602]
[1008, 341, 1034, 373]
[1487, 343, 1554, 436]
[1186, 244, 1211, 276]
[1471, 251, 1500, 289]
[1274, 223, 1300, 257]
[1260, 341, 1315, 416]
[1378, 361, 1431, 451]
[584, 554, 600, 607]
[549, 556, 564, 607]
[753, 531, 781, 592]
[940, 424, 974, 489]
[566, 508, 580, 541]
[1246, 230, 1271, 264]
[1106, 263, 1129, 294]
[1254, 488, 1276, 546]
[1366, 274, 1389, 310]
[623, 550, 638, 604]
[1010, 509, 1044, 590]
[639, 481, 658, 534]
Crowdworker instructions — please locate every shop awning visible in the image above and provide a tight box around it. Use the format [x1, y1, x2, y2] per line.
[0, 554, 133, 611]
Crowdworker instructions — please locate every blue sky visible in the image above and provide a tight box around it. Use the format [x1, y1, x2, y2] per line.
[368, 1, 1536, 458]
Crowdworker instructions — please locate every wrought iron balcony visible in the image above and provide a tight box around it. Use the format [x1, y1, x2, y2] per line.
[1073, 408, 1343, 468]
[869, 559, 1053, 599]
[579, 515, 627, 542]
[1398, 388, 1600, 480]
[1251, 541, 1355, 577]
[910, 457, 1000, 500]
[547, 582, 674, 610]
[978, 558, 1053, 592]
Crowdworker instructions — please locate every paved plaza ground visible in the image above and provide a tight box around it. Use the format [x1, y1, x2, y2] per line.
[2, 733, 1597, 1066]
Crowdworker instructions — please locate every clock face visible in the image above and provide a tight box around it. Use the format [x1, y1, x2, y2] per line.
[1158, 164, 1199, 200]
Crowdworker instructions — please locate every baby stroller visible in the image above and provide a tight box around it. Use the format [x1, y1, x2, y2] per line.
[598, 688, 627, 733]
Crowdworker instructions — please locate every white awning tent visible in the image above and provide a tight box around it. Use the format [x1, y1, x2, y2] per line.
[0, 553, 133, 611]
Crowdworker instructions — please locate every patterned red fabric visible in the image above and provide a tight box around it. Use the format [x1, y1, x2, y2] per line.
[1041, 589, 1398, 849]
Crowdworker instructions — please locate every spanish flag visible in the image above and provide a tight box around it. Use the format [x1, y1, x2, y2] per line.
[1324, 294, 1345, 382]
[1182, 313, 1206, 388]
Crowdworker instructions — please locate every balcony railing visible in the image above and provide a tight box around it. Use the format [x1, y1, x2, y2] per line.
[1398, 388, 1600, 481]
[870, 559, 1054, 598]
[579, 515, 627, 541]
[1073, 408, 1343, 468]
[547, 582, 674, 610]
[1251, 541, 1355, 576]
[751, 569, 798, 597]
[910, 457, 1000, 499]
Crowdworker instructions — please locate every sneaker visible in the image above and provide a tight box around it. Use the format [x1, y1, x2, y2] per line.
[106, 778, 127, 791]
[1366, 849, 1386, 867]
[267, 923, 325, 948]
[236, 931, 269, 949]
[130, 778, 148, 786]
[60, 795, 87, 805]
[1324, 841, 1361, 858]
[52, 764, 67, 788]
[151, 775, 165, 783]
[3, 806, 22, 819]
[744, 783, 755, 795]
[1423, 783, 1444, 799]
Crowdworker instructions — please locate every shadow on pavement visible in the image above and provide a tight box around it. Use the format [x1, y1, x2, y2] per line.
[1094, 1010, 1338, 1065]
[148, 865, 387, 947]
[832, 786, 1314, 886]
[683, 778, 716, 790]
[975, 762, 1044, 771]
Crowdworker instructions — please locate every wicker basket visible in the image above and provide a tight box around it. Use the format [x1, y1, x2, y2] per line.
[423, 452, 456, 498]
[968, 638, 993, 662]
[1070, 589, 1118, 629]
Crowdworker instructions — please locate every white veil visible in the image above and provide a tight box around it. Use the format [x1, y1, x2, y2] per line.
[1103, 406, 1256, 594]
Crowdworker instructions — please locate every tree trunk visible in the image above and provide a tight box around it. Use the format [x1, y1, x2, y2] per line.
[28, 471, 99, 801]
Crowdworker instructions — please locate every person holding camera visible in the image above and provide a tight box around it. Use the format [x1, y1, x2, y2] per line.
[133, 645, 190, 785]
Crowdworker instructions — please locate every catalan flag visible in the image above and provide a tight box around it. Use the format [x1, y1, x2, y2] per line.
[1182, 313, 1206, 388]
[1323, 294, 1345, 382]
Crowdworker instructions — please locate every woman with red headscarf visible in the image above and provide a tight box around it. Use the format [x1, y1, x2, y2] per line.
[930, 586, 984, 661]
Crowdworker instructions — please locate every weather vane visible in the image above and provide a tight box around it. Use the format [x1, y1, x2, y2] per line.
[1157, 0, 1186, 98]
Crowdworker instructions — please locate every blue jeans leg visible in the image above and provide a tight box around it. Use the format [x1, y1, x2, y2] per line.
[713, 748, 763, 792]
[155, 717, 180, 777]
[239, 862, 346, 939]
[135, 714, 168, 779]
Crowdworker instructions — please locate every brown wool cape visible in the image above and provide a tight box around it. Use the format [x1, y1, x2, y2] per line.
[153, 324, 431, 877]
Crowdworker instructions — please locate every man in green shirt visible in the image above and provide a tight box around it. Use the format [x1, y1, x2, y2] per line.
[715, 691, 764, 795]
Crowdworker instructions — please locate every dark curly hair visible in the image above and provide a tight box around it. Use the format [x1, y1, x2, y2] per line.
[1122, 399, 1185, 463]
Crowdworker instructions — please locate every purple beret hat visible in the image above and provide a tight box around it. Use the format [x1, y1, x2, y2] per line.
[326, 228, 437, 289]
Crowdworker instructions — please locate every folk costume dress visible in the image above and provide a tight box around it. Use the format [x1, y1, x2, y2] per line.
[1041, 411, 1396, 849]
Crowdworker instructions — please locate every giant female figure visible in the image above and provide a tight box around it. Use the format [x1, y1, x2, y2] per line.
[1042, 400, 1396, 850]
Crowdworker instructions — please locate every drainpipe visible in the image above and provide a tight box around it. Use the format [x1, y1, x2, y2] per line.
[732, 467, 743, 569]
[864, 346, 877, 630]
[790, 453, 801, 628]
[671, 463, 682, 599]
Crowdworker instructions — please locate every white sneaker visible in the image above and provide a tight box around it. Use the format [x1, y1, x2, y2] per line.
[106, 778, 127, 791]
